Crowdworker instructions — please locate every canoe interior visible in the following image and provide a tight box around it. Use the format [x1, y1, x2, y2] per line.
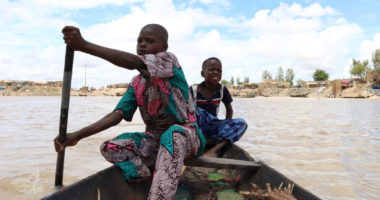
[42, 144, 320, 200]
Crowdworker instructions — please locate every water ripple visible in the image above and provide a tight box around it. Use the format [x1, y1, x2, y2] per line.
[1, 96, 379, 200]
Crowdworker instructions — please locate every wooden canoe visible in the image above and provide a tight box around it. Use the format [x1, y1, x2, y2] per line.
[42, 144, 321, 200]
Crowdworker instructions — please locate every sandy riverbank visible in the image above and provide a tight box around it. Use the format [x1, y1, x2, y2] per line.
[0, 86, 127, 97]
[228, 85, 380, 99]
[1, 85, 379, 99]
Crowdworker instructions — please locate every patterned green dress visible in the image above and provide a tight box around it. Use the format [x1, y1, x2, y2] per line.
[100, 52, 205, 200]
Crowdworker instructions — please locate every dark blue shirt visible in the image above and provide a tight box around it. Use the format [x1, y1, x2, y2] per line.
[190, 82, 233, 117]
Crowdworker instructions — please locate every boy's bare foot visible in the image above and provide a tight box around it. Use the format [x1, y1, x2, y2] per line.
[202, 151, 218, 158]
[203, 140, 228, 158]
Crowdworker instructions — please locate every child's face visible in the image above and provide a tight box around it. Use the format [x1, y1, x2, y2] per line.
[137, 28, 167, 55]
[202, 60, 222, 85]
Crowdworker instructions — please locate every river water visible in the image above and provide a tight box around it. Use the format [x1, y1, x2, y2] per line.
[0, 96, 379, 200]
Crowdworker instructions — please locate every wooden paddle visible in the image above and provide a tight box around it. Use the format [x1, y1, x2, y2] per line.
[55, 46, 74, 187]
[185, 157, 261, 170]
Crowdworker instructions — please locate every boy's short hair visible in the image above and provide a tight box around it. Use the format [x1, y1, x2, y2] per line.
[142, 24, 168, 44]
[202, 57, 222, 70]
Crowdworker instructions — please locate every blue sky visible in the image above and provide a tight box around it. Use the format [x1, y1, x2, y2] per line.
[1, 0, 380, 88]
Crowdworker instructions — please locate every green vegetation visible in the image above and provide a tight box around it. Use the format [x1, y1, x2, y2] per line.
[224, 76, 249, 86]
[372, 48, 380, 70]
[262, 67, 294, 85]
[221, 79, 229, 85]
[222, 49, 380, 86]
[262, 69, 272, 81]
[230, 77, 234, 85]
[243, 77, 249, 84]
[285, 68, 295, 86]
[236, 77, 243, 85]
[350, 59, 369, 80]
[276, 66, 284, 81]
[313, 69, 329, 81]
[296, 79, 305, 85]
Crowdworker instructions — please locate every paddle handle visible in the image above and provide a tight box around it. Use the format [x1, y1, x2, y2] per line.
[55, 46, 74, 187]
[185, 157, 261, 170]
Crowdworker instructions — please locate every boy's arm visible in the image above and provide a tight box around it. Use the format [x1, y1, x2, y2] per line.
[225, 103, 233, 119]
[62, 26, 146, 71]
[222, 86, 233, 119]
[54, 111, 123, 152]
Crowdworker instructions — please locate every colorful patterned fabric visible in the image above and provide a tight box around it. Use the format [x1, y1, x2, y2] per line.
[159, 125, 186, 155]
[149, 127, 201, 199]
[115, 52, 199, 133]
[195, 106, 247, 144]
[100, 52, 205, 200]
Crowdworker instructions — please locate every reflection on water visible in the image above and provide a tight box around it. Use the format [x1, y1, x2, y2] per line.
[0, 97, 379, 200]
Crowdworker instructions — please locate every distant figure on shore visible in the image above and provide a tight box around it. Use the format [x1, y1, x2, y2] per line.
[54, 24, 205, 199]
[190, 57, 247, 157]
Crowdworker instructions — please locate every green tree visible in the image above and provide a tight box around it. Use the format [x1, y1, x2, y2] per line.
[236, 77, 243, 85]
[313, 69, 329, 81]
[243, 77, 250, 84]
[262, 70, 272, 81]
[350, 59, 369, 80]
[285, 68, 295, 86]
[372, 48, 380, 70]
[276, 66, 284, 81]
[296, 79, 305, 85]
[230, 77, 234, 85]
[221, 79, 229, 85]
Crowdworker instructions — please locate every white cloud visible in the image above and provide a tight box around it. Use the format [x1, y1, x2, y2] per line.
[199, 0, 230, 7]
[222, 3, 362, 81]
[281, 2, 340, 17]
[31, 0, 141, 9]
[359, 33, 380, 64]
[0, 0, 374, 88]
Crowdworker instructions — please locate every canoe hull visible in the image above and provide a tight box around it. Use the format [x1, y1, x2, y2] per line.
[42, 145, 320, 200]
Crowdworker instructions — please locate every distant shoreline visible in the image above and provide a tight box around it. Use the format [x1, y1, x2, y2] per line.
[1, 85, 379, 100]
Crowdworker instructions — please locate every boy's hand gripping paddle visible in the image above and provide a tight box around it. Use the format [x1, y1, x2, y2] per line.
[55, 46, 74, 187]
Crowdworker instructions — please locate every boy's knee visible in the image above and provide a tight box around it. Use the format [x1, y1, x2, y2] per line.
[116, 161, 139, 180]
[160, 125, 186, 156]
[237, 118, 248, 127]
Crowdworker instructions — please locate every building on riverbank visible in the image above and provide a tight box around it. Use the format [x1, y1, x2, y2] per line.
[366, 70, 380, 87]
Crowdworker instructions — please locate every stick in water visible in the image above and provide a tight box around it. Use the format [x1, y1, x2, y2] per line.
[55, 46, 74, 187]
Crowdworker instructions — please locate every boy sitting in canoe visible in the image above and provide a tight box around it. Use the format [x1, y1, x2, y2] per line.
[190, 57, 247, 157]
[54, 24, 205, 200]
